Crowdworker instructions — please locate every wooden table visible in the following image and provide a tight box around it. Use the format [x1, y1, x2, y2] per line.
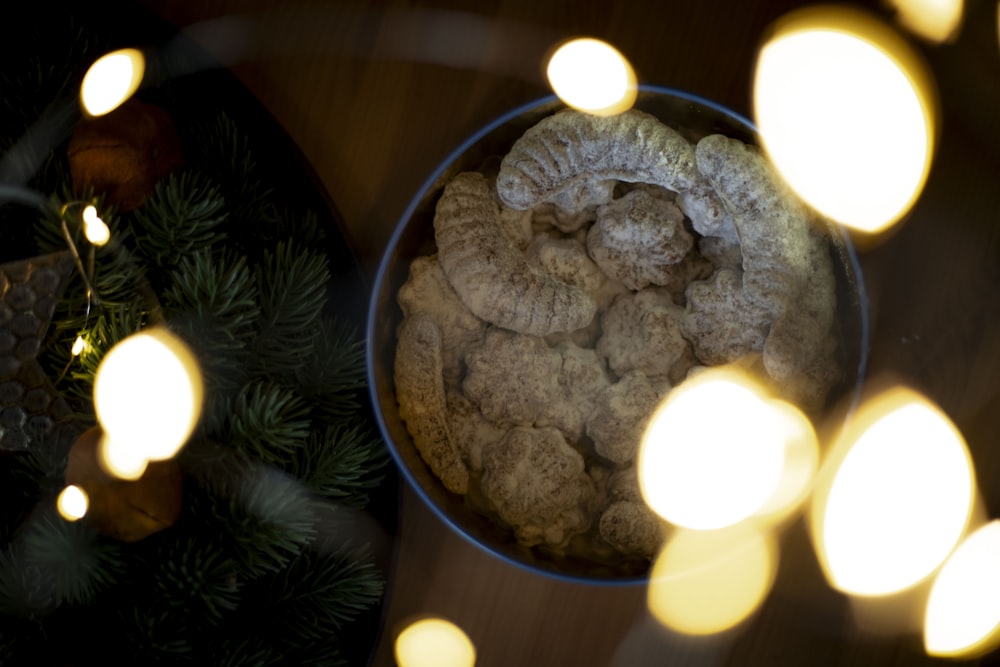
[137, 1, 1000, 664]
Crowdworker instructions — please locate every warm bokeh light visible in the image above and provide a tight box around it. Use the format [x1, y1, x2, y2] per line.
[639, 368, 815, 530]
[93, 328, 202, 477]
[98, 433, 150, 481]
[925, 521, 1000, 658]
[395, 617, 476, 667]
[56, 484, 89, 521]
[811, 386, 974, 596]
[82, 205, 110, 246]
[753, 7, 937, 234]
[80, 48, 145, 117]
[647, 524, 777, 635]
[546, 38, 636, 116]
[71, 335, 87, 356]
[887, 0, 963, 43]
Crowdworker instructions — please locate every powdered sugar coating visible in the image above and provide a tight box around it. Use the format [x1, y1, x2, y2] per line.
[393, 107, 847, 566]
[587, 189, 694, 291]
[394, 314, 469, 494]
[480, 426, 597, 548]
[434, 171, 597, 336]
[497, 108, 699, 212]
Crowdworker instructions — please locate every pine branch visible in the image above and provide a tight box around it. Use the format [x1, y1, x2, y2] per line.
[50, 302, 147, 420]
[163, 248, 259, 398]
[150, 533, 242, 625]
[1, 511, 124, 615]
[196, 462, 317, 578]
[256, 207, 327, 250]
[257, 548, 384, 643]
[252, 241, 328, 374]
[116, 604, 195, 663]
[223, 381, 311, 465]
[129, 170, 227, 272]
[209, 636, 285, 667]
[183, 112, 273, 228]
[295, 317, 367, 419]
[291, 422, 389, 507]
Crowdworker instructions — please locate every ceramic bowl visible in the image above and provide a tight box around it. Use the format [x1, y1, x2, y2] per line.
[366, 86, 869, 584]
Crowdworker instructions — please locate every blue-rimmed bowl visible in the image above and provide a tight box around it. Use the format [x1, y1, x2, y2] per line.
[366, 86, 869, 584]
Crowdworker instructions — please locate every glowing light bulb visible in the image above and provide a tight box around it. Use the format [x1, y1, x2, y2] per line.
[56, 484, 89, 521]
[647, 524, 777, 635]
[99, 433, 150, 481]
[925, 521, 1000, 658]
[811, 387, 974, 596]
[395, 617, 476, 667]
[887, 0, 963, 43]
[71, 335, 87, 356]
[546, 38, 636, 116]
[93, 328, 202, 474]
[82, 205, 110, 246]
[639, 368, 811, 530]
[753, 7, 937, 234]
[80, 48, 145, 117]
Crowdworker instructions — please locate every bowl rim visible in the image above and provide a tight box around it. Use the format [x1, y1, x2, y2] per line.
[366, 84, 871, 586]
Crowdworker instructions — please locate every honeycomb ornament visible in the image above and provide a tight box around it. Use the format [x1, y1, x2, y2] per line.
[0, 251, 78, 452]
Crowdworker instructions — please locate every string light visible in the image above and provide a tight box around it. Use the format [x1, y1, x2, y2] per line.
[647, 524, 778, 635]
[925, 521, 1000, 658]
[80, 48, 145, 117]
[56, 484, 89, 521]
[638, 367, 816, 531]
[753, 6, 937, 236]
[81, 205, 110, 246]
[811, 386, 975, 597]
[546, 38, 636, 116]
[93, 328, 203, 479]
[395, 617, 476, 667]
[886, 0, 963, 43]
[71, 335, 88, 356]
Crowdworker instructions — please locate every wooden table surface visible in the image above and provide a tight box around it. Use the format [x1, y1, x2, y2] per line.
[137, 1, 1000, 665]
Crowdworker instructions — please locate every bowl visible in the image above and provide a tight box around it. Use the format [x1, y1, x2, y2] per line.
[367, 85, 869, 584]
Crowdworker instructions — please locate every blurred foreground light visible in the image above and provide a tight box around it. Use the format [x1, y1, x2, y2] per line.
[395, 617, 476, 667]
[98, 433, 150, 481]
[638, 367, 816, 530]
[924, 521, 1000, 658]
[56, 484, 89, 521]
[886, 0, 963, 43]
[81, 205, 110, 246]
[93, 328, 202, 477]
[753, 6, 937, 234]
[811, 386, 974, 596]
[648, 524, 777, 635]
[546, 38, 636, 116]
[80, 48, 145, 117]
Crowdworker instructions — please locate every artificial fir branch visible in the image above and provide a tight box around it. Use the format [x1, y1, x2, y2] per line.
[252, 241, 328, 374]
[182, 112, 273, 230]
[129, 170, 227, 273]
[254, 547, 384, 642]
[116, 605, 195, 663]
[163, 247, 259, 400]
[295, 317, 368, 419]
[47, 302, 147, 419]
[148, 533, 242, 625]
[224, 381, 312, 466]
[1, 9, 390, 663]
[1, 511, 123, 615]
[196, 461, 318, 578]
[293, 422, 389, 506]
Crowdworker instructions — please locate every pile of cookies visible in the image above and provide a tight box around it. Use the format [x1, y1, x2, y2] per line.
[393, 107, 839, 561]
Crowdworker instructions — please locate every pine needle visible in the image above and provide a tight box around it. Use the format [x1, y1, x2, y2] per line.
[130, 171, 227, 271]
